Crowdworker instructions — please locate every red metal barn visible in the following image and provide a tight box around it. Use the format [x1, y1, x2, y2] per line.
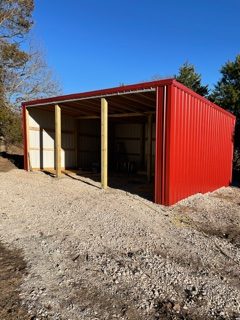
[22, 79, 236, 205]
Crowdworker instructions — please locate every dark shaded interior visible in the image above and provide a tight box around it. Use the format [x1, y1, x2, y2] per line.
[29, 90, 157, 200]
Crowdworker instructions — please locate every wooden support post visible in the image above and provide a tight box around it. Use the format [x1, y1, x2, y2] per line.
[55, 104, 61, 177]
[140, 123, 145, 170]
[101, 98, 108, 189]
[74, 119, 78, 169]
[147, 114, 152, 182]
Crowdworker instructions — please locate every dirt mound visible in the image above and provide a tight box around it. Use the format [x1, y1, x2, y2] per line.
[0, 156, 17, 172]
[0, 242, 30, 319]
[0, 149, 24, 172]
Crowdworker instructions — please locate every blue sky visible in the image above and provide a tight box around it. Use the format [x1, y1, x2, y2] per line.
[33, 0, 240, 94]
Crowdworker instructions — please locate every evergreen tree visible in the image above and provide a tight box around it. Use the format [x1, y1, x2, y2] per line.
[210, 55, 240, 117]
[210, 55, 240, 171]
[175, 62, 209, 97]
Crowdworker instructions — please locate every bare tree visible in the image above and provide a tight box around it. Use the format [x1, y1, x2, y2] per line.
[0, 0, 62, 145]
[0, 0, 34, 40]
[0, 0, 61, 109]
[5, 47, 61, 107]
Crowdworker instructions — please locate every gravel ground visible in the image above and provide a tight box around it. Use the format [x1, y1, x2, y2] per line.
[0, 166, 240, 320]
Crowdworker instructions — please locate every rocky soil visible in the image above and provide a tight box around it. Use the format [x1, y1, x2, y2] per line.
[0, 242, 29, 319]
[0, 164, 240, 319]
[0, 155, 16, 172]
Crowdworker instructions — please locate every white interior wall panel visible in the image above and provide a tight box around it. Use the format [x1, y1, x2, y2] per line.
[145, 122, 156, 172]
[76, 118, 156, 172]
[114, 123, 141, 138]
[77, 119, 100, 169]
[114, 123, 142, 167]
[28, 108, 76, 169]
[62, 133, 75, 149]
[43, 150, 55, 168]
[29, 130, 40, 149]
[29, 149, 40, 168]
[64, 151, 76, 168]
[42, 130, 54, 149]
[28, 108, 54, 128]
[77, 120, 147, 171]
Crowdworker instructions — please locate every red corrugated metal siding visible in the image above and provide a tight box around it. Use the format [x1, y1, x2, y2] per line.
[154, 86, 164, 204]
[165, 82, 235, 205]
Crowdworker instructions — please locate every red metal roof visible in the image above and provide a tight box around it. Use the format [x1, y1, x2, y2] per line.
[22, 78, 174, 107]
[22, 78, 235, 120]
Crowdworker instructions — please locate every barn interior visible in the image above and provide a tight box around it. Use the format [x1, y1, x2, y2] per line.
[27, 90, 156, 200]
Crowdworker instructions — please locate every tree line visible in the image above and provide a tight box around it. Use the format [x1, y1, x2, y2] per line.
[175, 58, 240, 172]
[0, 0, 239, 172]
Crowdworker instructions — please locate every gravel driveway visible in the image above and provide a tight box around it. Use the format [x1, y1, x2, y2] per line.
[0, 167, 240, 319]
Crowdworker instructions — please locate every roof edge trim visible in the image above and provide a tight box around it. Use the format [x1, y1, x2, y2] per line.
[25, 88, 156, 108]
[22, 78, 174, 108]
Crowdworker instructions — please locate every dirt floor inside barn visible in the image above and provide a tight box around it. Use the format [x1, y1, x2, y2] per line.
[0, 155, 240, 320]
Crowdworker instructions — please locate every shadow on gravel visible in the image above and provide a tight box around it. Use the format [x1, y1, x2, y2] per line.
[153, 299, 204, 320]
[68, 283, 141, 320]
[68, 279, 205, 320]
[65, 173, 102, 189]
[0, 152, 24, 169]
[195, 224, 240, 248]
[0, 241, 29, 319]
